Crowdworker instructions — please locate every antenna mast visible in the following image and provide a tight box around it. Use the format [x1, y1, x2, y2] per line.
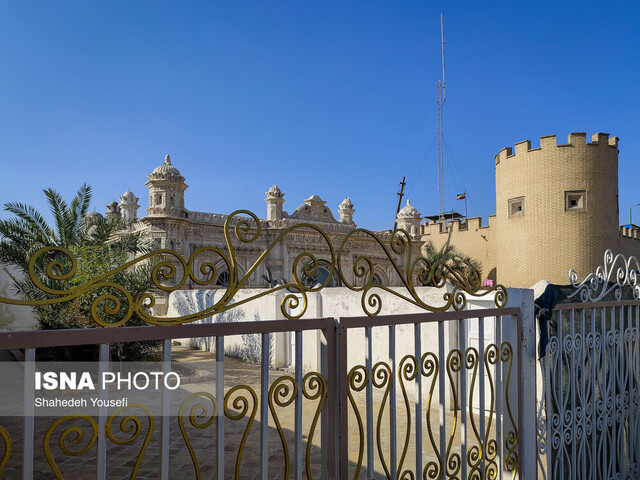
[437, 13, 446, 221]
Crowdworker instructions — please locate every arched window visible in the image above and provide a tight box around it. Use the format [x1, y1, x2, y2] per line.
[215, 271, 230, 287]
[156, 194, 163, 205]
[372, 273, 383, 285]
[170, 196, 174, 206]
[302, 259, 341, 287]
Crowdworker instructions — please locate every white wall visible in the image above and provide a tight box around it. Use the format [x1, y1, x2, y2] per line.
[0, 266, 37, 332]
[166, 285, 538, 409]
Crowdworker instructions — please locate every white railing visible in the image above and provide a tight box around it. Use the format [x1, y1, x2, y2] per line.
[0, 298, 539, 480]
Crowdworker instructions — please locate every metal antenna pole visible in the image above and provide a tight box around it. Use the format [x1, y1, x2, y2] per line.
[464, 192, 468, 223]
[393, 176, 407, 231]
[437, 14, 446, 221]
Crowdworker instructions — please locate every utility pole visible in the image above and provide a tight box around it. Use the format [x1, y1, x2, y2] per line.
[393, 176, 406, 231]
[437, 13, 446, 221]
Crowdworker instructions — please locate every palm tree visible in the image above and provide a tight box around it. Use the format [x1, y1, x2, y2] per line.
[420, 240, 482, 289]
[0, 184, 148, 271]
[0, 184, 157, 359]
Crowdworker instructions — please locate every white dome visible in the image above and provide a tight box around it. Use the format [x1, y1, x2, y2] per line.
[397, 200, 421, 218]
[84, 210, 103, 220]
[152, 154, 182, 176]
[266, 185, 284, 198]
[120, 190, 139, 204]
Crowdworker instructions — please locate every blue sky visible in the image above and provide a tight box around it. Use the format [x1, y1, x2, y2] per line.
[1, 1, 639, 230]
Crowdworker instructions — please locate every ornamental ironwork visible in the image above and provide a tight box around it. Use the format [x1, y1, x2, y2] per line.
[567, 249, 640, 302]
[0, 210, 506, 326]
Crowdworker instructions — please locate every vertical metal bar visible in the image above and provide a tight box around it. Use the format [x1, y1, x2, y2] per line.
[495, 316, 502, 480]
[618, 304, 625, 473]
[22, 348, 35, 480]
[325, 320, 337, 480]
[338, 321, 349, 480]
[580, 309, 586, 479]
[570, 309, 576, 478]
[608, 306, 616, 477]
[558, 310, 565, 480]
[216, 336, 225, 479]
[295, 330, 303, 480]
[97, 344, 109, 480]
[479, 317, 486, 479]
[366, 326, 374, 479]
[544, 312, 553, 480]
[319, 327, 328, 480]
[160, 339, 171, 480]
[590, 308, 596, 480]
[415, 322, 423, 478]
[389, 324, 397, 480]
[601, 306, 607, 480]
[438, 320, 446, 480]
[630, 306, 640, 464]
[459, 318, 468, 480]
[625, 305, 632, 473]
[261, 333, 270, 480]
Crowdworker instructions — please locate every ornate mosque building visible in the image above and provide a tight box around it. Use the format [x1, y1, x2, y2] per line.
[96, 131, 640, 296]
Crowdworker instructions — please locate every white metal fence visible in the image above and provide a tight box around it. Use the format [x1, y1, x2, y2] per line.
[0, 299, 539, 479]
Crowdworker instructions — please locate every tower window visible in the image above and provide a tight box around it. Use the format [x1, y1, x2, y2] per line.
[156, 194, 163, 205]
[508, 197, 524, 218]
[565, 191, 586, 211]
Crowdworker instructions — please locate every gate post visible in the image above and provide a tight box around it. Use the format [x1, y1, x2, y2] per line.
[507, 288, 537, 479]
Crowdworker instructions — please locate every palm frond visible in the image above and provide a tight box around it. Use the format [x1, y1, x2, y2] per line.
[44, 188, 70, 246]
[3, 202, 53, 241]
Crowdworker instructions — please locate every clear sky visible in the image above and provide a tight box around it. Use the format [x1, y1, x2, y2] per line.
[1, 1, 639, 231]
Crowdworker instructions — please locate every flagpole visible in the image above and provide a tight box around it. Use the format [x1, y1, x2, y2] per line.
[464, 191, 467, 223]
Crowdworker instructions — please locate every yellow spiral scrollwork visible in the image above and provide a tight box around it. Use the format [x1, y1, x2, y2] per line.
[372, 361, 393, 480]
[0, 209, 507, 326]
[0, 425, 12, 477]
[105, 403, 154, 479]
[398, 355, 418, 479]
[268, 376, 298, 480]
[421, 352, 442, 480]
[347, 365, 368, 479]
[483, 344, 499, 480]
[500, 342, 518, 478]
[445, 349, 462, 480]
[178, 392, 218, 480]
[224, 385, 258, 480]
[43, 416, 99, 479]
[464, 347, 482, 480]
[302, 372, 327, 480]
[337, 227, 508, 317]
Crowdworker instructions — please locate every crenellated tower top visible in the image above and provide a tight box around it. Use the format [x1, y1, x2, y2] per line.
[495, 132, 618, 165]
[495, 131, 619, 287]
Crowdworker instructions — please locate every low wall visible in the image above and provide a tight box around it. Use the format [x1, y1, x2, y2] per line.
[0, 267, 37, 332]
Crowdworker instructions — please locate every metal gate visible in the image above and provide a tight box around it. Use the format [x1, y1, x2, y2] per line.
[0, 210, 540, 479]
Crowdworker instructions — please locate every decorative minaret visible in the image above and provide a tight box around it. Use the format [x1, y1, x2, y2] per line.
[265, 185, 285, 221]
[145, 154, 188, 217]
[119, 190, 140, 221]
[338, 197, 355, 225]
[395, 200, 422, 237]
[105, 201, 121, 220]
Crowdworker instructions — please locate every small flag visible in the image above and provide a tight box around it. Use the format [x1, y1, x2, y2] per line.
[456, 193, 466, 200]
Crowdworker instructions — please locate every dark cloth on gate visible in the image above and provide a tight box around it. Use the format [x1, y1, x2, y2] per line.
[534, 283, 571, 359]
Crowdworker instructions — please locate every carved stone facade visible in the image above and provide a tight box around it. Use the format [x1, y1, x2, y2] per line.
[110, 156, 411, 301]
